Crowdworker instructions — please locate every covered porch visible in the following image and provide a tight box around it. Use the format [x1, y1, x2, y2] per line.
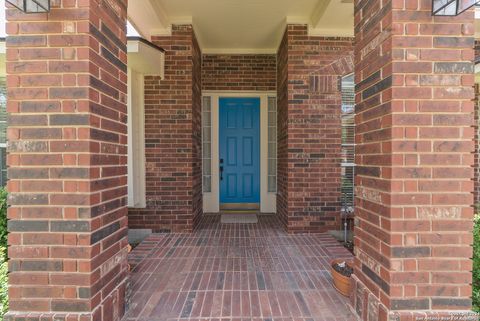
[2, 0, 478, 320]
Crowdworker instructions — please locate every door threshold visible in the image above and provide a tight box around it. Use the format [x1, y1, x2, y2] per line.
[220, 203, 260, 211]
[222, 209, 259, 215]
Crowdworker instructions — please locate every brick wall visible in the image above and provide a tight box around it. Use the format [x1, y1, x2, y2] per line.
[192, 29, 203, 227]
[5, 0, 128, 319]
[475, 40, 480, 64]
[475, 84, 479, 205]
[128, 25, 203, 233]
[276, 25, 354, 233]
[202, 54, 276, 91]
[352, 0, 475, 319]
[277, 30, 289, 229]
[130, 37, 275, 232]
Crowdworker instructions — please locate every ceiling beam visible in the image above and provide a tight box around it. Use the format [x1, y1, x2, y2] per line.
[310, 0, 333, 29]
[128, 0, 171, 40]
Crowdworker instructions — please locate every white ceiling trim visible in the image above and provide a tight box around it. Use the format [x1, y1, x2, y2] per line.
[170, 17, 194, 25]
[149, 27, 172, 36]
[308, 0, 353, 38]
[202, 48, 278, 55]
[150, 0, 170, 27]
[190, 19, 206, 54]
[310, 0, 332, 28]
[128, 0, 170, 40]
[285, 16, 309, 25]
[309, 26, 354, 37]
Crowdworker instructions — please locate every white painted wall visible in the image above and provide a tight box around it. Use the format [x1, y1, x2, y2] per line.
[127, 40, 165, 79]
[127, 68, 147, 208]
[259, 95, 276, 213]
[126, 40, 163, 208]
[202, 92, 277, 214]
[0, 1, 5, 38]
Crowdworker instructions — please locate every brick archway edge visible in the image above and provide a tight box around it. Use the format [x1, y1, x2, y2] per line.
[309, 55, 354, 94]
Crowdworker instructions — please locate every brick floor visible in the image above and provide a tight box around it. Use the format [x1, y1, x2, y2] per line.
[123, 214, 358, 321]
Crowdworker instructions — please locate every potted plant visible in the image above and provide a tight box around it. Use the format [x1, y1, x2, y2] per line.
[331, 259, 354, 296]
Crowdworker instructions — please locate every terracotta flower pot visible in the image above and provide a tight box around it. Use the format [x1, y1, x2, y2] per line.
[331, 259, 353, 297]
[127, 244, 132, 272]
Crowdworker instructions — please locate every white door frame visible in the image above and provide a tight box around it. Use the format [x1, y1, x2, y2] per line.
[202, 91, 276, 213]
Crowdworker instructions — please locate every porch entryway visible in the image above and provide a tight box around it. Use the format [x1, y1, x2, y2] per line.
[202, 93, 278, 215]
[124, 214, 356, 321]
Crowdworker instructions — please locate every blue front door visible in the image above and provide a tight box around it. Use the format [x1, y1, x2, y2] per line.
[219, 97, 260, 204]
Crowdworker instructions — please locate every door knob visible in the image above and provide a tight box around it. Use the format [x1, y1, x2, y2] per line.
[220, 158, 224, 181]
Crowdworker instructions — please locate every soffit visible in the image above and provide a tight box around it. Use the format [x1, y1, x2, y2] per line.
[129, 0, 354, 53]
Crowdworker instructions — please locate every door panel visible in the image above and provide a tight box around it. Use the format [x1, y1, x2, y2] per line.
[226, 137, 237, 166]
[219, 97, 260, 204]
[227, 174, 237, 198]
[243, 108, 253, 128]
[243, 137, 253, 166]
[243, 174, 253, 198]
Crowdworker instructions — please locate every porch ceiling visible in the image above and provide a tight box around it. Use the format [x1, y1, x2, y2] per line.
[128, 0, 354, 54]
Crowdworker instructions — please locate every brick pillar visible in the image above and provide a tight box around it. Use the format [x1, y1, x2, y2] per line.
[475, 83, 479, 205]
[276, 25, 354, 233]
[128, 25, 203, 233]
[474, 39, 480, 205]
[352, 0, 475, 320]
[5, 0, 128, 319]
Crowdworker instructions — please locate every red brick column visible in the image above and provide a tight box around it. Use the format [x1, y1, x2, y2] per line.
[352, 1, 475, 320]
[474, 84, 479, 205]
[276, 25, 354, 233]
[128, 25, 203, 233]
[5, 0, 128, 319]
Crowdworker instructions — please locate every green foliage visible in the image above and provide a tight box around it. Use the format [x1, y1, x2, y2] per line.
[473, 214, 480, 312]
[0, 247, 7, 316]
[0, 188, 7, 251]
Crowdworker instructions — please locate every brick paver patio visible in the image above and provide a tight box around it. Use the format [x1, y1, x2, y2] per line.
[123, 214, 357, 321]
